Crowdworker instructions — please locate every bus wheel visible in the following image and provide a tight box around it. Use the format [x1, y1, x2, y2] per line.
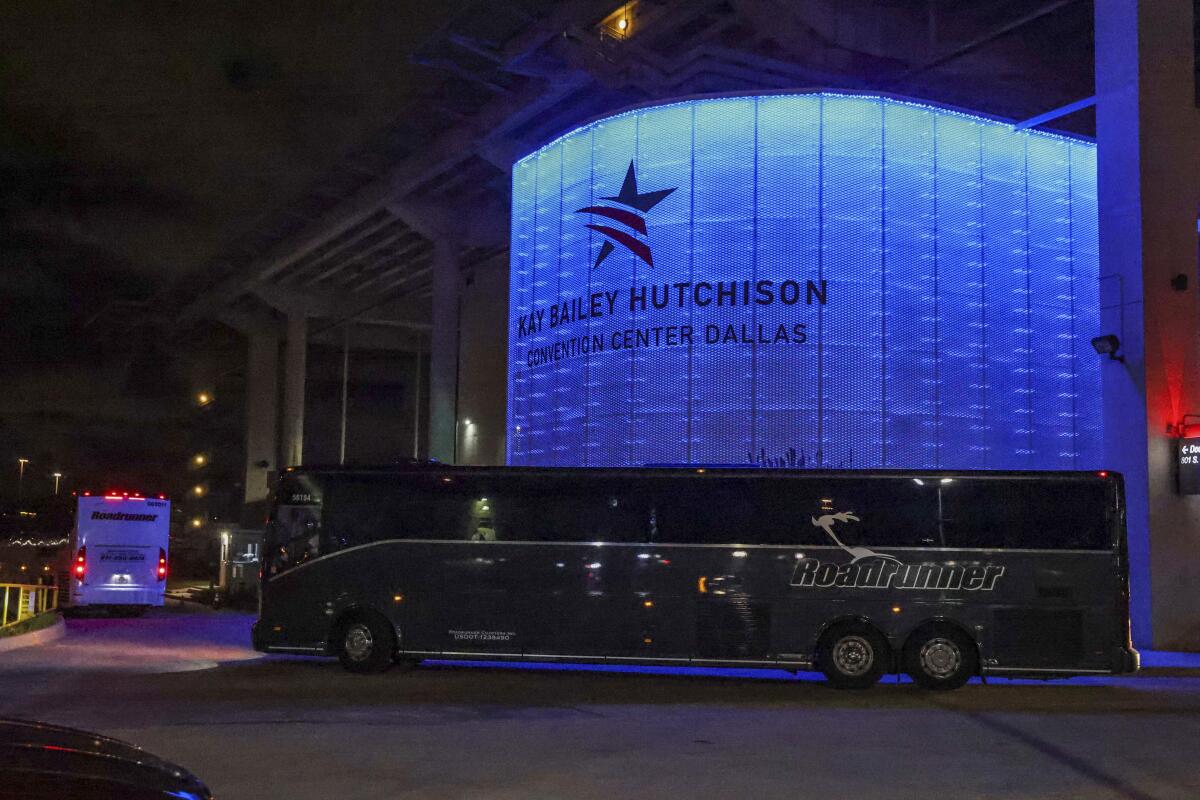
[818, 623, 889, 690]
[904, 624, 978, 690]
[336, 613, 395, 674]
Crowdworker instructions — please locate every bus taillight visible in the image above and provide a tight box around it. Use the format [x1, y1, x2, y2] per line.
[73, 547, 87, 581]
[157, 548, 168, 581]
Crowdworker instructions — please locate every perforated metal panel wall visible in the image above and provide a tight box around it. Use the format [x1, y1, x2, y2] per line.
[507, 93, 1102, 469]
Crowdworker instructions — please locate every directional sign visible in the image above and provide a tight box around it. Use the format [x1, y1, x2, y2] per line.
[1178, 438, 1200, 494]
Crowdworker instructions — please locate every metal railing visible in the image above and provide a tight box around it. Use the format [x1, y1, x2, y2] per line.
[1, 583, 59, 629]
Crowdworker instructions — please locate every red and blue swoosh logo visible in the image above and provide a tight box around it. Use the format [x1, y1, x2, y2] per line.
[577, 161, 675, 269]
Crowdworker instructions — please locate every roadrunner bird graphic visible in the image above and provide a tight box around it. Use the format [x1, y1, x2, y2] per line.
[811, 512, 901, 563]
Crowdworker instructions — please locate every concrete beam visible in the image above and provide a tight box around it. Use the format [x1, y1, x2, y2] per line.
[384, 196, 510, 248]
[280, 214, 403, 287]
[308, 322, 426, 353]
[178, 2, 603, 328]
[252, 284, 432, 330]
[215, 307, 282, 338]
[179, 203, 391, 325]
[301, 229, 425, 286]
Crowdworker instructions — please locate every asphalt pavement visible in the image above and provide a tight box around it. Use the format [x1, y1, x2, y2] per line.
[1, 607, 1198, 800]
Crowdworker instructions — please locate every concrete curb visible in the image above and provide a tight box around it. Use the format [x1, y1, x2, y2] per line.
[0, 616, 66, 654]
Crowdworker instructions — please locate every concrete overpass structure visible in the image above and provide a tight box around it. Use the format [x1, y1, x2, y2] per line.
[176, 0, 1200, 650]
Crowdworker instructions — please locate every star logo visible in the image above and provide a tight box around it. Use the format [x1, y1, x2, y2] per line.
[576, 161, 676, 269]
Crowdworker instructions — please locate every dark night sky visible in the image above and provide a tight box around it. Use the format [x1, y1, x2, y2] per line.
[0, 1, 463, 499]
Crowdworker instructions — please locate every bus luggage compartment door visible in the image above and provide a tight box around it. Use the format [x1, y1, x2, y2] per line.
[694, 573, 771, 660]
[407, 543, 526, 656]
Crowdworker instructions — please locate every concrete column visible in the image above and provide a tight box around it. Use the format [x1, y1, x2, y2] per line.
[412, 349, 424, 460]
[457, 256, 509, 465]
[429, 240, 460, 463]
[1096, 0, 1200, 649]
[243, 329, 279, 504]
[282, 314, 308, 468]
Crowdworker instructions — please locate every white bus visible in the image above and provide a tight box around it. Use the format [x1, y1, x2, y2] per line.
[65, 492, 171, 615]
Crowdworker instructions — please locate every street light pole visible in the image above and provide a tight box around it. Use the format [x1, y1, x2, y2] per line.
[17, 458, 29, 501]
[52, 472, 63, 496]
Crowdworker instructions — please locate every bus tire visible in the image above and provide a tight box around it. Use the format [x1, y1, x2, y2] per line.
[335, 612, 395, 674]
[817, 622, 890, 690]
[904, 623, 978, 690]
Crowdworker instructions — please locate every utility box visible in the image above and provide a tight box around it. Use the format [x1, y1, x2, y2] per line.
[218, 528, 263, 599]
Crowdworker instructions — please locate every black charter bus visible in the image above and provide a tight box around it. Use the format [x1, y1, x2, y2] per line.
[253, 465, 1138, 690]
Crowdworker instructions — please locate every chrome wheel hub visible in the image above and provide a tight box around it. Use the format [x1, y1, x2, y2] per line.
[831, 635, 874, 677]
[919, 637, 962, 678]
[344, 623, 374, 662]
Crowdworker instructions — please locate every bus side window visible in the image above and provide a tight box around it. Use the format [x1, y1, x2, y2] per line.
[750, 482, 850, 545]
[435, 478, 544, 542]
[463, 486, 528, 542]
[650, 478, 758, 544]
[939, 480, 1109, 550]
[810, 479, 939, 548]
[528, 489, 647, 543]
[324, 478, 429, 547]
[939, 481, 1011, 549]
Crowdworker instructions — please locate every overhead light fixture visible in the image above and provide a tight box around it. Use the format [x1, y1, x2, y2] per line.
[599, 2, 637, 39]
[1090, 334, 1124, 363]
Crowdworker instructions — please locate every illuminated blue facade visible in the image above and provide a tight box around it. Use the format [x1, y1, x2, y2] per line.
[507, 92, 1101, 469]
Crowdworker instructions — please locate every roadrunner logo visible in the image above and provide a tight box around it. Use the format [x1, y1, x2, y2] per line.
[576, 160, 676, 269]
[793, 511, 1005, 591]
[811, 512, 898, 563]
